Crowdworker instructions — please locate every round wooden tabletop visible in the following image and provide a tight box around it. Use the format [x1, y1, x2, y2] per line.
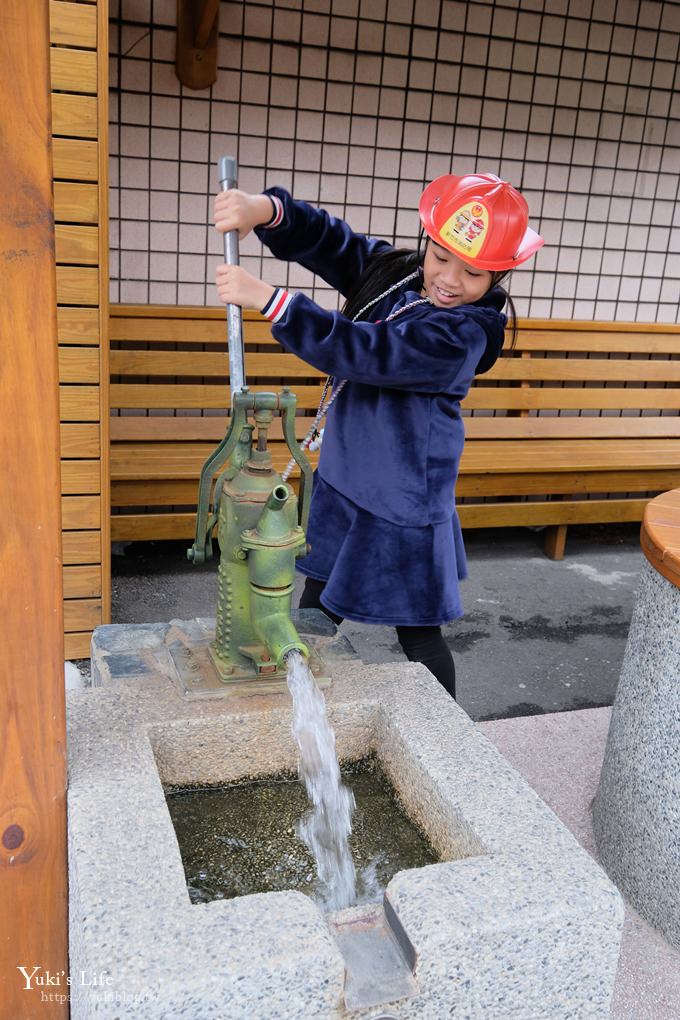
[640, 489, 680, 589]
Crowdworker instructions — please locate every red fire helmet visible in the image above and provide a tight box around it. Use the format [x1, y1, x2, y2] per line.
[419, 172, 544, 271]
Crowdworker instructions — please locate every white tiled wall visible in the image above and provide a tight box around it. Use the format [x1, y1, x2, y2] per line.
[110, 0, 680, 322]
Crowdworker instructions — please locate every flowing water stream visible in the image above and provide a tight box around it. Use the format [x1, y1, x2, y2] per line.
[284, 649, 357, 910]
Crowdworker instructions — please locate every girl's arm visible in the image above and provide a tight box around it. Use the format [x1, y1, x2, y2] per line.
[269, 291, 491, 393]
[257, 187, 391, 296]
[215, 266, 496, 393]
[214, 187, 391, 297]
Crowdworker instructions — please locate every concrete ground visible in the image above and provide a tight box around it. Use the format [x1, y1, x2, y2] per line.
[108, 520, 679, 1017]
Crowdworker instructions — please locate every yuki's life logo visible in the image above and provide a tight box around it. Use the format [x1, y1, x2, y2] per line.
[17, 966, 113, 990]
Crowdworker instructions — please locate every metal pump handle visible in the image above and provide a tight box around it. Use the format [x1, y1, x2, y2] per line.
[188, 159, 313, 565]
[217, 155, 246, 398]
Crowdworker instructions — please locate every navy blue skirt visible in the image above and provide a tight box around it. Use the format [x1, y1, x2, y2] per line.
[296, 474, 467, 627]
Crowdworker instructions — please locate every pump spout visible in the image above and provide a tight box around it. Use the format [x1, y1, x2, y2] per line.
[243, 485, 309, 668]
[249, 590, 310, 667]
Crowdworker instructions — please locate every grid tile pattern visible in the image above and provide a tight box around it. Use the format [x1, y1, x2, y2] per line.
[110, 0, 680, 322]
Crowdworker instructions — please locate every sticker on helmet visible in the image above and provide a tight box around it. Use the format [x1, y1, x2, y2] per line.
[440, 202, 489, 257]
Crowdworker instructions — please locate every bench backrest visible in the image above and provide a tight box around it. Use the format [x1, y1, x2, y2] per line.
[111, 305, 680, 434]
[468, 321, 680, 429]
[109, 306, 680, 537]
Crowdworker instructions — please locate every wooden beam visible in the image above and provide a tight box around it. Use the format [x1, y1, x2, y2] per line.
[457, 498, 649, 528]
[52, 136, 98, 181]
[59, 346, 100, 384]
[60, 422, 101, 458]
[60, 459, 102, 494]
[96, 0, 111, 626]
[64, 631, 94, 659]
[64, 564, 102, 599]
[50, 46, 98, 93]
[457, 468, 680, 498]
[49, 0, 97, 48]
[111, 511, 202, 541]
[61, 494, 102, 530]
[544, 523, 569, 561]
[57, 306, 99, 343]
[110, 497, 651, 544]
[176, 0, 220, 90]
[109, 348, 323, 377]
[53, 181, 98, 223]
[63, 598, 102, 633]
[56, 265, 99, 304]
[62, 530, 102, 565]
[110, 382, 325, 409]
[51, 92, 98, 138]
[60, 384, 100, 420]
[0, 0, 68, 1014]
[55, 224, 100, 265]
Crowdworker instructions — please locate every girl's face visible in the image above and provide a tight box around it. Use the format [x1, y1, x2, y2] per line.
[421, 242, 493, 308]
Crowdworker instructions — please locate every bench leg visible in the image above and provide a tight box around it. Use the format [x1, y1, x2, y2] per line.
[544, 523, 568, 560]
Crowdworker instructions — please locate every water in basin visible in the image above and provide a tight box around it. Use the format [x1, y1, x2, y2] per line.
[166, 755, 438, 908]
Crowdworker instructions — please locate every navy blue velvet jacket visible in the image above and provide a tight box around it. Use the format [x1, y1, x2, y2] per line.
[255, 188, 507, 528]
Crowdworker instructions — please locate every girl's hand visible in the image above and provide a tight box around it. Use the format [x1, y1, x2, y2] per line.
[215, 264, 275, 311]
[213, 189, 274, 239]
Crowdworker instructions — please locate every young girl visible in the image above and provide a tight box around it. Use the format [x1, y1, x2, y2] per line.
[213, 173, 543, 700]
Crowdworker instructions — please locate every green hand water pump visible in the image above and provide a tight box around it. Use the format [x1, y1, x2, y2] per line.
[187, 156, 314, 684]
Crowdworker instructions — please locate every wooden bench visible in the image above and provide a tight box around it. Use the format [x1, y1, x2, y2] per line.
[110, 305, 680, 559]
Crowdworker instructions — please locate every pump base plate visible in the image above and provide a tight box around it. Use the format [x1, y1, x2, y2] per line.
[169, 639, 330, 696]
[164, 609, 359, 697]
[90, 611, 359, 699]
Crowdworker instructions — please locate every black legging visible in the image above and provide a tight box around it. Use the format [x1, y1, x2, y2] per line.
[299, 576, 456, 700]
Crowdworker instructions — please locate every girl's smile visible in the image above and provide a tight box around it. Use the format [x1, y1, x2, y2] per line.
[421, 242, 493, 308]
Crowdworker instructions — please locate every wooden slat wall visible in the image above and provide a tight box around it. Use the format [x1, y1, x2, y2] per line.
[1, 0, 68, 1010]
[50, 0, 109, 660]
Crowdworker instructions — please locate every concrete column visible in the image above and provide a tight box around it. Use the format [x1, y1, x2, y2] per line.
[592, 489, 680, 948]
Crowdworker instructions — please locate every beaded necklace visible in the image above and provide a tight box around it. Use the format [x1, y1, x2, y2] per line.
[351, 267, 422, 320]
[281, 272, 432, 482]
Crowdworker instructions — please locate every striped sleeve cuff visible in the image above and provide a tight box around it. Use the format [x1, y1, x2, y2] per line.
[261, 287, 293, 323]
[263, 194, 284, 229]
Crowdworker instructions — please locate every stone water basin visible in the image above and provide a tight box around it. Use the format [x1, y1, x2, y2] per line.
[66, 619, 623, 1019]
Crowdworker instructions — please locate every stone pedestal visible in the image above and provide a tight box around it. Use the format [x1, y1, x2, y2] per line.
[593, 489, 680, 948]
